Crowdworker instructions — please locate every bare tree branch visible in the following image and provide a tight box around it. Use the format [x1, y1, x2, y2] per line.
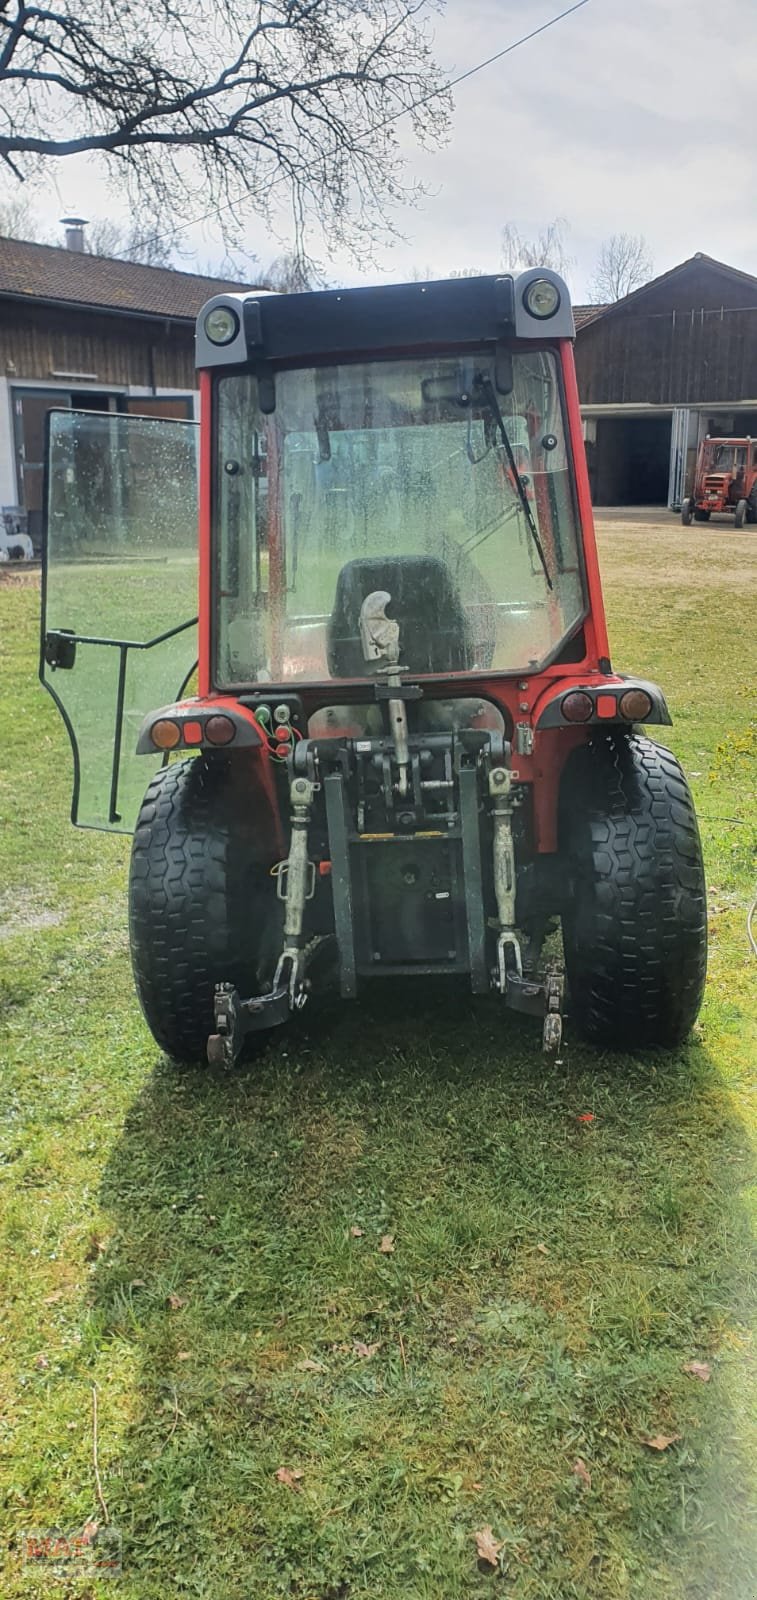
[501, 218, 573, 281]
[588, 233, 653, 302]
[0, 0, 451, 259]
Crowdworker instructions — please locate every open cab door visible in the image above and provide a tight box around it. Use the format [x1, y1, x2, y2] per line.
[41, 409, 199, 831]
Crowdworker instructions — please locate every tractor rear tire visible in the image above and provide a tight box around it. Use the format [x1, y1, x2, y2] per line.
[559, 733, 707, 1049]
[129, 755, 281, 1064]
[681, 498, 693, 526]
[693, 508, 710, 522]
[735, 498, 748, 528]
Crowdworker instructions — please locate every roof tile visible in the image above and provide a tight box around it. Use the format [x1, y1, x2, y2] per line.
[0, 235, 262, 320]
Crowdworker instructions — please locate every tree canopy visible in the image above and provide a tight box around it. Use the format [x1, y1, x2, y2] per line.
[0, 1, 450, 259]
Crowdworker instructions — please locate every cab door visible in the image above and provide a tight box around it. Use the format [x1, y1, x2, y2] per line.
[41, 409, 199, 831]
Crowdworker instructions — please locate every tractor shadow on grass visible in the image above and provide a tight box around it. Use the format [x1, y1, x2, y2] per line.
[92, 986, 755, 1599]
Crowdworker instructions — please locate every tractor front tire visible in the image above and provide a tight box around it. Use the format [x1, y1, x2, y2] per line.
[559, 734, 707, 1049]
[735, 498, 748, 528]
[129, 755, 280, 1064]
[681, 498, 693, 526]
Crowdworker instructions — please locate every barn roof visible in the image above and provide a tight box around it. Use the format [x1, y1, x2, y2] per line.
[0, 235, 263, 321]
[574, 304, 607, 329]
[576, 252, 757, 330]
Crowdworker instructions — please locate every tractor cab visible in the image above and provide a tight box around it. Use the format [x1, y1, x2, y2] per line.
[682, 434, 757, 526]
[41, 271, 707, 1065]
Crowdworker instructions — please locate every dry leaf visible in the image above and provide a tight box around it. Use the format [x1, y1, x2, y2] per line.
[275, 1466, 303, 1491]
[379, 1234, 395, 1254]
[176, 1350, 191, 1361]
[85, 1234, 106, 1262]
[536, 1243, 549, 1256]
[34, 1353, 49, 1370]
[572, 1458, 592, 1488]
[296, 1358, 325, 1373]
[473, 1525, 504, 1566]
[353, 1340, 380, 1359]
[642, 1433, 681, 1451]
[167, 1293, 186, 1311]
[349, 1225, 364, 1237]
[43, 1290, 64, 1305]
[130, 1278, 146, 1289]
[683, 1360, 711, 1382]
[79, 1519, 99, 1546]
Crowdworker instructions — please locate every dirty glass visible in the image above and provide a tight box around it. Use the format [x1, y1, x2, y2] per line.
[43, 410, 198, 830]
[215, 350, 584, 687]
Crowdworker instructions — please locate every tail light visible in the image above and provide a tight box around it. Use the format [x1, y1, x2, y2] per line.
[205, 715, 235, 745]
[561, 691, 593, 723]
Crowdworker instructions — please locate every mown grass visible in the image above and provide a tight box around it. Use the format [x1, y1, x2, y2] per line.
[0, 519, 755, 1600]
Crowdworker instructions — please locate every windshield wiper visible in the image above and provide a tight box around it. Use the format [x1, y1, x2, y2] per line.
[472, 374, 553, 592]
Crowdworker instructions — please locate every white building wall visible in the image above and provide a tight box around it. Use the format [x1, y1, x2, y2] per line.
[0, 378, 17, 506]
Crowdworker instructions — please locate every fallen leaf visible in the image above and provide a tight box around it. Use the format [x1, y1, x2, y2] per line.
[353, 1340, 381, 1359]
[85, 1234, 106, 1262]
[176, 1351, 191, 1361]
[349, 1225, 364, 1237]
[43, 1290, 64, 1305]
[130, 1278, 146, 1289]
[296, 1358, 325, 1373]
[379, 1234, 395, 1254]
[642, 1433, 681, 1451]
[79, 1519, 99, 1546]
[167, 1293, 186, 1311]
[275, 1467, 303, 1491]
[536, 1243, 549, 1256]
[572, 1458, 592, 1488]
[471, 1481, 483, 1491]
[682, 1361, 711, 1382]
[34, 1353, 49, 1370]
[473, 1525, 504, 1566]
[576, 1112, 595, 1124]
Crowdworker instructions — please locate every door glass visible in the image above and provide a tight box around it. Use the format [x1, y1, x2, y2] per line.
[42, 410, 199, 831]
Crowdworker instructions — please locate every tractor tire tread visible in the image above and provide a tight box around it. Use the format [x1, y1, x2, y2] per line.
[129, 756, 272, 1064]
[560, 733, 707, 1049]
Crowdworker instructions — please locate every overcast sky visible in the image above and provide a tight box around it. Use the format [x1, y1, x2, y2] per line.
[14, 0, 757, 299]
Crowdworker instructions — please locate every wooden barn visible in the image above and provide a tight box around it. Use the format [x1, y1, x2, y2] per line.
[0, 227, 261, 544]
[574, 253, 757, 507]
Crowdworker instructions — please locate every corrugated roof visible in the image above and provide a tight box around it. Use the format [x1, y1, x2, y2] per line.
[0, 235, 263, 320]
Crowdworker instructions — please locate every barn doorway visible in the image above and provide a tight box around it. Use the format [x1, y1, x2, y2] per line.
[590, 414, 672, 506]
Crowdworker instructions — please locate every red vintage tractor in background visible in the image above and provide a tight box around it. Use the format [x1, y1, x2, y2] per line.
[41, 270, 707, 1067]
[682, 435, 757, 527]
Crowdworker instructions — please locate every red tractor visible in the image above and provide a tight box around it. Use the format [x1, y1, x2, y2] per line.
[41, 270, 707, 1066]
[682, 434, 757, 527]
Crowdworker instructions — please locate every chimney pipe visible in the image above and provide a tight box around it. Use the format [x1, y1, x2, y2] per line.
[61, 216, 88, 252]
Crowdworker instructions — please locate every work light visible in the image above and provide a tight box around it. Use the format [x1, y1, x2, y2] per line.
[523, 279, 561, 319]
[204, 305, 239, 344]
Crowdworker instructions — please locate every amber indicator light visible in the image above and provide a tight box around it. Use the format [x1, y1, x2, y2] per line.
[619, 688, 653, 721]
[151, 719, 181, 749]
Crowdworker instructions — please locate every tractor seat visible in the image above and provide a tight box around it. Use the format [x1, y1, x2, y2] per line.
[327, 555, 474, 678]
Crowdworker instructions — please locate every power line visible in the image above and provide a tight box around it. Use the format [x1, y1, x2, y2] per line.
[143, 0, 592, 252]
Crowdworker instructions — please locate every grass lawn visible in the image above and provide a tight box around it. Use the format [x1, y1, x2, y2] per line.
[0, 517, 755, 1600]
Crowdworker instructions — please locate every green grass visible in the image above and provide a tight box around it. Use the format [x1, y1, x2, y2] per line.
[0, 520, 755, 1600]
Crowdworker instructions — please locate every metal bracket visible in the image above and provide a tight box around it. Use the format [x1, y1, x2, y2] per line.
[207, 936, 334, 1067]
